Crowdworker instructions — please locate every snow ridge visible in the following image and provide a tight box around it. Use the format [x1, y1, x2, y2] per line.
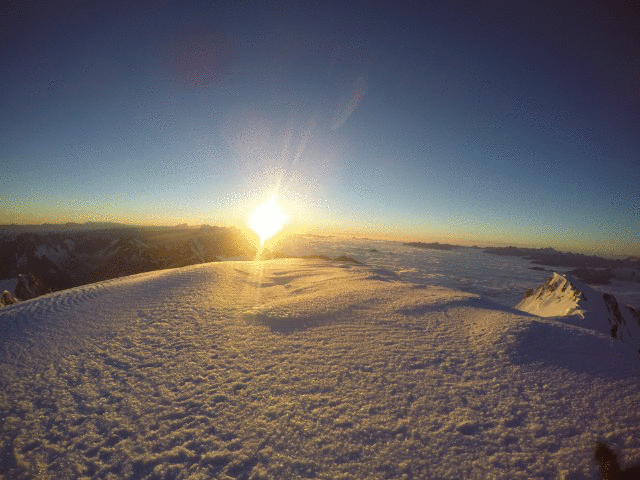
[516, 272, 640, 354]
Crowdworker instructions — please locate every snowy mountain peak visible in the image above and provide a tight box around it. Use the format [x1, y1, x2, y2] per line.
[517, 272, 586, 318]
[517, 272, 640, 353]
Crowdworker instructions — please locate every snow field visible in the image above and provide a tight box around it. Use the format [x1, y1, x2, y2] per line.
[1, 259, 639, 479]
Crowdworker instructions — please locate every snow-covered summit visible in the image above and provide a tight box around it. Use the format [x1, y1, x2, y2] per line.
[516, 272, 640, 353]
[2, 259, 639, 479]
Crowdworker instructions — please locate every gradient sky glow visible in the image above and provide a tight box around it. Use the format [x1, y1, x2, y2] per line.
[2, 0, 639, 254]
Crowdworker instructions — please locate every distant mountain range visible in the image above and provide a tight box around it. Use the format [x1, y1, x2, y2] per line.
[0, 224, 258, 301]
[403, 242, 459, 251]
[484, 246, 640, 285]
[0, 221, 134, 234]
[403, 242, 640, 286]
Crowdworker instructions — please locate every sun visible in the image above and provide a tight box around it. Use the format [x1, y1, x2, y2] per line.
[248, 198, 288, 245]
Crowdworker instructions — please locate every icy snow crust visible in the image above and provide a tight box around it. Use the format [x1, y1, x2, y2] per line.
[1, 256, 640, 479]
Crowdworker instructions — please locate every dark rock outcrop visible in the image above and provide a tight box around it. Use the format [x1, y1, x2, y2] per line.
[1, 290, 17, 306]
[595, 442, 640, 480]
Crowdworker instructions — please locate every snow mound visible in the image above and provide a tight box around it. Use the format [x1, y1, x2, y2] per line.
[516, 272, 640, 353]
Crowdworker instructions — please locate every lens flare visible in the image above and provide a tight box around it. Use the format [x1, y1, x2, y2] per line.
[248, 199, 287, 245]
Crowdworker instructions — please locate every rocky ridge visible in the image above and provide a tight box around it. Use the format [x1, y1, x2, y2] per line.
[517, 272, 640, 355]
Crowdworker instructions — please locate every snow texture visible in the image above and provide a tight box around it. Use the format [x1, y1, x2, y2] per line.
[1, 244, 639, 480]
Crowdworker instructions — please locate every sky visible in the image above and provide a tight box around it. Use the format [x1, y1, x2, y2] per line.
[1, 0, 639, 255]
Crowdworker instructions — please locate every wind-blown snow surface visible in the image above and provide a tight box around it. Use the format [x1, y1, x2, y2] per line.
[1, 258, 640, 479]
[279, 236, 640, 312]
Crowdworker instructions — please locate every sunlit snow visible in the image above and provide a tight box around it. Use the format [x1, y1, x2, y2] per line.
[1, 240, 639, 479]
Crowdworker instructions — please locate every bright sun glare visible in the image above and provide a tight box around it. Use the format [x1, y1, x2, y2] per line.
[248, 199, 288, 246]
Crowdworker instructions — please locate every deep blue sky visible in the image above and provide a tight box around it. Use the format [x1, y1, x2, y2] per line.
[1, 0, 639, 254]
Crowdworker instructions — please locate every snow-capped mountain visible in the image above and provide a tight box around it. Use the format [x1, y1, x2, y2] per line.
[516, 272, 640, 353]
[34, 238, 75, 265]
